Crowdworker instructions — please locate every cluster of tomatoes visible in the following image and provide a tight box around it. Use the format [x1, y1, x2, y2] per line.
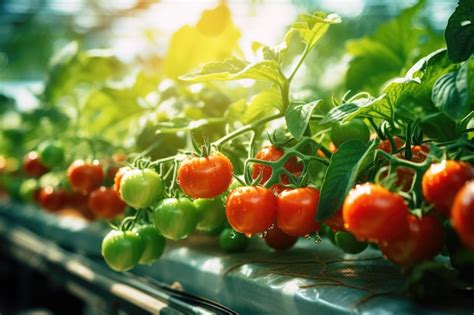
[18, 141, 127, 221]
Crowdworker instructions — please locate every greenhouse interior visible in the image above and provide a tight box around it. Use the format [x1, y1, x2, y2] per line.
[0, 0, 474, 314]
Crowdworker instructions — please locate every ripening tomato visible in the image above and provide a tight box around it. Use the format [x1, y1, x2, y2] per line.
[251, 146, 302, 184]
[452, 181, 474, 251]
[263, 225, 298, 250]
[120, 169, 163, 209]
[380, 214, 443, 267]
[422, 160, 474, 216]
[226, 186, 277, 234]
[38, 187, 67, 212]
[134, 225, 166, 265]
[277, 187, 321, 237]
[101, 230, 145, 272]
[177, 153, 233, 198]
[378, 136, 404, 153]
[113, 166, 130, 193]
[343, 183, 409, 242]
[153, 197, 198, 240]
[325, 210, 345, 232]
[88, 187, 126, 219]
[23, 152, 48, 177]
[67, 160, 104, 194]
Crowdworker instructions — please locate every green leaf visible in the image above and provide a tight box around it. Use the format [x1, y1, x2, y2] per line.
[322, 49, 458, 124]
[43, 42, 125, 106]
[432, 59, 473, 120]
[179, 57, 285, 86]
[445, 0, 474, 63]
[285, 100, 321, 139]
[345, 0, 444, 94]
[286, 12, 341, 51]
[316, 140, 376, 222]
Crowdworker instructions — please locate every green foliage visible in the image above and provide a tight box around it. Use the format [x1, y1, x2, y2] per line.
[345, 0, 444, 94]
[445, 0, 474, 63]
[43, 42, 126, 106]
[316, 140, 376, 221]
[322, 49, 459, 126]
[285, 100, 321, 140]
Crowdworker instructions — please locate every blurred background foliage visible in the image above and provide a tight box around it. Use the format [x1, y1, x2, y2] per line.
[0, 0, 458, 163]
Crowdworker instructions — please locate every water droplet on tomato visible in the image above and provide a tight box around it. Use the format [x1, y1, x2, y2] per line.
[313, 234, 322, 244]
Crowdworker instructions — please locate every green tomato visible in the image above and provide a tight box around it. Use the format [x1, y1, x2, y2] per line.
[153, 198, 198, 241]
[38, 141, 64, 168]
[219, 228, 249, 253]
[19, 179, 39, 201]
[120, 169, 163, 209]
[101, 230, 145, 272]
[134, 225, 166, 265]
[335, 231, 368, 254]
[330, 118, 370, 147]
[320, 224, 336, 245]
[193, 197, 226, 232]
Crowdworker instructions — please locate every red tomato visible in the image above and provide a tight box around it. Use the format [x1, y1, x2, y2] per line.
[422, 160, 474, 216]
[343, 183, 409, 242]
[38, 187, 67, 212]
[378, 136, 405, 153]
[263, 224, 298, 250]
[252, 146, 302, 184]
[67, 160, 104, 194]
[113, 167, 130, 193]
[226, 186, 277, 234]
[452, 181, 474, 251]
[23, 152, 48, 177]
[178, 153, 233, 198]
[325, 210, 345, 232]
[277, 187, 321, 237]
[380, 214, 443, 267]
[264, 225, 298, 250]
[66, 191, 90, 211]
[270, 183, 287, 196]
[88, 187, 126, 219]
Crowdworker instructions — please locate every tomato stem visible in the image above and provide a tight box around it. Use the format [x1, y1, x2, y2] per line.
[213, 113, 283, 148]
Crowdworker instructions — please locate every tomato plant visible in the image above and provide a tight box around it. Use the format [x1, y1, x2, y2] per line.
[277, 187, 320, 237]
[134, 225, 166, 265]
[226, 186, 277, 234]
[101, 230, 145, 272]
[88, 187, 126, 219]
[343, 183, 409, 242]
[177, 153, 233, 198]
[422, 160, 474, 217]
[153, 197, 198, 240]
[452, 181, 474, 251]
[67, 160, 104, 194]
[119, 169, 163, 209]
[23, 152, 48, 177]
[251, 146, 302, 184]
